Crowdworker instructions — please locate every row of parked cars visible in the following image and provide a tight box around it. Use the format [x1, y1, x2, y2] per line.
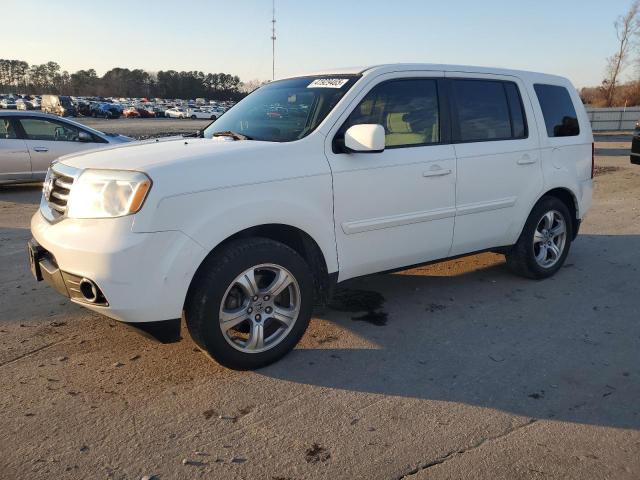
[0, 94, 233, 120]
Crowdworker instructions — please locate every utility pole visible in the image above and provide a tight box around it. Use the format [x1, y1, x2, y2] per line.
[271, 0, 276, 81]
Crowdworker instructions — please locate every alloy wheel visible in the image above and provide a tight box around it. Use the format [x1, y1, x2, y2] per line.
[532, 210, 567, 268]
[218, 263, 301, 354]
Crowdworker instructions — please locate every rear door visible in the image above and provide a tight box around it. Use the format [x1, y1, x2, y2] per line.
[16, 117, 106, 179]
[447, 74, 542, 255]
[0, 117, 32, 182]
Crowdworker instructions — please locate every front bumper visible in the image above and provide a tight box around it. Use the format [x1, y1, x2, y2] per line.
[28, 238, 107, 304]
[30, 211, 206, 323]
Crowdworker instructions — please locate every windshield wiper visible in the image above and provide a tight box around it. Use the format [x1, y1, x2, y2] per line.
[213, 130, 252, 141]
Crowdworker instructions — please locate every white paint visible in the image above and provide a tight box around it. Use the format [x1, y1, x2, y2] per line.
[31, 63, 593, 324]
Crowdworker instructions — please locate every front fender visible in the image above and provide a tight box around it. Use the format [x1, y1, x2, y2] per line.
[141, 174, 338, 276]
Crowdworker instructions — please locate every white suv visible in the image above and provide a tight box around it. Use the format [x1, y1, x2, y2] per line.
[29, 64, 593, 369]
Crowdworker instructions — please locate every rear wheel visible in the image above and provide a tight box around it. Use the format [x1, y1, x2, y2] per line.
[506, 196, 573, 279]
[185, 238, 314, 370]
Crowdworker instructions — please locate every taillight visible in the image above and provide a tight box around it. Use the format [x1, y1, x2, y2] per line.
[591, 142, 595, 179]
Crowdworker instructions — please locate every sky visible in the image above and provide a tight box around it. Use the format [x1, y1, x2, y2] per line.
[2, 0, 635, 88]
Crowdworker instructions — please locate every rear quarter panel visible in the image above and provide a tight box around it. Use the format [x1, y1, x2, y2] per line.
[522, 74, 593, 219]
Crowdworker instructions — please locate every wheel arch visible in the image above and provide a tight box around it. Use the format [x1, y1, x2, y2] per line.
[185, 223, 335, 311]
[538, 187, 579, 240]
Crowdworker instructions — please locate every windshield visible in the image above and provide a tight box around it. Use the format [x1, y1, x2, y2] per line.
[203, 75, 359, 142]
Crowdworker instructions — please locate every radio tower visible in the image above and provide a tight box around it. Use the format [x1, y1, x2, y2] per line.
[271, 0, 276, 80]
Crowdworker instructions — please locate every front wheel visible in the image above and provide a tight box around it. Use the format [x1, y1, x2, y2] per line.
[185, 238, 314, 370]
[506, 196, 573, 279]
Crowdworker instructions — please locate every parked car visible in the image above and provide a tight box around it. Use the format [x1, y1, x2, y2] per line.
[90, 102, 121, 119]
[27, 64, 594, 370]
[1, 98, 17, 109]
[123, 106, 141, 118]
[76, 101, 93, 117]
[164, 107, 187, 119]
[187, 108, 218, 120]
[0, 111, 133, 184]
[16, 99, 34, 110]
[631, 121, 640, 165]
[41, 95, 77, 117]
[136, 107, 155, 118]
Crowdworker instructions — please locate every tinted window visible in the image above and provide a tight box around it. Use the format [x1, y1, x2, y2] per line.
[19, 118, 84, 142]
[452, 80, 527, 142]
[534, 84, 579, 137]
[343, 79, 440, 148]
[0, 118, 18, 139]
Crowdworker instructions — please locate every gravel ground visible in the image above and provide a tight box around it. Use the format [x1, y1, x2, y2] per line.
[0, 132, 639, 479]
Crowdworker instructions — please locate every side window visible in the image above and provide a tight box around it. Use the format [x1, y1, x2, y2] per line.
[0, 118, 18, 139]
[19, 118, 82, 142]
[452, 79, 527, 142]
[534, 84, 579, 137]
[342, 79, 440, 148]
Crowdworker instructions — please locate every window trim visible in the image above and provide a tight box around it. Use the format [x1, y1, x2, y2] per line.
[332, 77, 450, 153]
[449, 77, 529, 144]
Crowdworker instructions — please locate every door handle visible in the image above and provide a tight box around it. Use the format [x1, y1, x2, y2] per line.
[423, 167, 452, 178]
[517, 154, 537, 165]
[33, 147, 49, 153]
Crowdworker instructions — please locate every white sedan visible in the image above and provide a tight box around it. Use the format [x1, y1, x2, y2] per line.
[0, 111, 133, 184]
[164, 107, 188, 119]
[187, 108, 219, 120]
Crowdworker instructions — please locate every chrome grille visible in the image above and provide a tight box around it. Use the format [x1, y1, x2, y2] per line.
[48, 173, 73, 214]
[41, 163, 79, 222]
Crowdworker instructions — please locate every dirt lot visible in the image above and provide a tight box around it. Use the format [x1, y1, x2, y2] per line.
[1, 128, 639, 479]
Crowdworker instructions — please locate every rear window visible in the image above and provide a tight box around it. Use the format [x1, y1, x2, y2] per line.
[452, 79, 528, 143]
[534, 84, 579, 137]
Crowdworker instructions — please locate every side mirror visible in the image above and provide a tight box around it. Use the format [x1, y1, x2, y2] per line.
[78, 131, 93, 142]
[344, 124, 385, 153]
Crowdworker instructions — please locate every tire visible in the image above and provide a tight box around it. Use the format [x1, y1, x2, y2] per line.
[185, 238, 314, 370]
[191, 115, 197, 119]
[210, 115, 217, 120]
[506, 196, 573, 279]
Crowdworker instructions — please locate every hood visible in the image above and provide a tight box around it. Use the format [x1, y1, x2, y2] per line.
[58, 136, 281, 172]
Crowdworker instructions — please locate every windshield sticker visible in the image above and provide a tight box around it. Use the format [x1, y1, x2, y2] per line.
[307, 78, 349, 89]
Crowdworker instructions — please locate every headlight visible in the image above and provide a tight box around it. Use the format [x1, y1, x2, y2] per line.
[66, 169, 152, 219]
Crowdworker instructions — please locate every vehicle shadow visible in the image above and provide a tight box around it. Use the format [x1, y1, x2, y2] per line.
[261, 234, 640, 431]
[595, 147, 630, 157]
[593, 132, 633, 143]
[0, 184, 42, 205]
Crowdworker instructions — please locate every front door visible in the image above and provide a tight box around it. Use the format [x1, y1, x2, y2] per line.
[325, 74, 457, 280]
[16, 117, 103, 180]
[0, 117, 32, 182]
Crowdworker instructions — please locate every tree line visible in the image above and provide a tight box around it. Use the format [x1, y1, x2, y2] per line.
[0, 58, 250, 100]
[581, 1, 640, 107]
